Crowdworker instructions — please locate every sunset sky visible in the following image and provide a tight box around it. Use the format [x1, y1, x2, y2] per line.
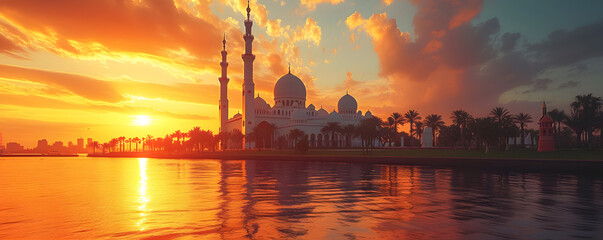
[1, 0, 602, 147]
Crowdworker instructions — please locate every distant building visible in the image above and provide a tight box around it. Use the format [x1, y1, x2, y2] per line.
[52, 141, 64, 152]
[77, 138, 84, 150]
[538, 102, 555, 152]
[36, 139, 49, 153]
[6, 142, 24, 153]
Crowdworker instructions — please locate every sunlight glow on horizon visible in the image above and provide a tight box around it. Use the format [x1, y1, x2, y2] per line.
[132, 115, 152, 126]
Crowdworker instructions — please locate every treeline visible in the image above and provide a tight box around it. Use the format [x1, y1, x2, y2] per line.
[93, 94, 601, 154]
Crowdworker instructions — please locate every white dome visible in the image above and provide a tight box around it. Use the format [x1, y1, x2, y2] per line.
[307, 104, 316, 111]
[365, 110, 373, 117]
[317, 108, 329, 117]
[291, 108, 307, 120]
[233, 112, 242, 118]
[274, 73, 306, 101]
[357, 110, 362, 115]
[327, 111, 343, 121]
[254, 96, 270, 109]
[337, 93, 358, 111]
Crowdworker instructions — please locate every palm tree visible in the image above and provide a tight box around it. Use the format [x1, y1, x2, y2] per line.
[515, 113, 533, 148]
[571, 94, 602, 148]
[424, 114, 445, 146]
[404, 110, 422, 146]
[414, 122, 424, 146]
[145, 135, 154, 151]
[490, 107, 510, 149]
[356, 116, 382, 151]
[341, 124, 356, 148]
[389, 112, 405, 133]
[288, 129, 305, 148]
[132, 137, 141, 152]
[547, 109, 567, 147]
[118, 136, 126, 152]
[470, 117, 499, 153]
[127, 138, 132, 152]
[321, 122, 341, 148]
[451, 110, 472, 147]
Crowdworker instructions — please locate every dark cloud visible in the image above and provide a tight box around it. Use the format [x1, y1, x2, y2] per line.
[523, 78, 552, 93]
[558, 80, 580, 89]
[527, 19, 603, 67]
[500, 32, 521, 53]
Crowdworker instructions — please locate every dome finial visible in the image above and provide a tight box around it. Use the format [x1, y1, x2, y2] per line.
[346, 90, 348, 95]
[246, 0, 251, 21]
[222, 33, 226, 51]
[288, 63, 291, 74]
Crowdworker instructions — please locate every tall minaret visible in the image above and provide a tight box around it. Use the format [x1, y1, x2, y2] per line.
[241, 0, 255, 148]
[219, 34, 229, 134]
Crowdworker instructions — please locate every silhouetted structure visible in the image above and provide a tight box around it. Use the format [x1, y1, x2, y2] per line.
[538, 102, 555, 152]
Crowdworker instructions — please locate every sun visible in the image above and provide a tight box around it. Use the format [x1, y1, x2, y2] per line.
[132, 115, 152, 126]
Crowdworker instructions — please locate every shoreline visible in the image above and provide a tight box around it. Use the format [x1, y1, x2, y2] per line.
[0, 154, 79, 157]
[87, 151, 603, 173]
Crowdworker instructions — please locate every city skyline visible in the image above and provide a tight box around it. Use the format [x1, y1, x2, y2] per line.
[1, 0, 603, 146]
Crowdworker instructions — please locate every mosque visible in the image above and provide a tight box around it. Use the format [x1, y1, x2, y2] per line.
[219, 2, 374, 149]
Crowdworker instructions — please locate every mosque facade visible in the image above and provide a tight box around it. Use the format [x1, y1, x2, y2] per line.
[219, 2, 374, 149]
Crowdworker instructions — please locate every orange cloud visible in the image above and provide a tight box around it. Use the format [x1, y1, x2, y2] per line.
[300, 0, 345, 11]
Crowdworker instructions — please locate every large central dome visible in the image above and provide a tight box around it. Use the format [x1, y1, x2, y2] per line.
[274, 73, 306, 101]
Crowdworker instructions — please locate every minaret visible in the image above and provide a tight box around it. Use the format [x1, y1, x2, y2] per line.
[219, 34, 229, 134]
[241, 0, 255, 149]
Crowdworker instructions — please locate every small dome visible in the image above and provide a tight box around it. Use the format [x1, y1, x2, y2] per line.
[254, 96, 270, 109]
[233, 112, 242, 118]
[338, 93, 358, 112]
[307, 104, 316, 111]
[327, 111, 343, 121]
[357, 110, 362, 115]
[317, 108, 329, 117]
[292, 108, 307, 120]
[274, 73, 306, 101]
[365, 110, 373, 117]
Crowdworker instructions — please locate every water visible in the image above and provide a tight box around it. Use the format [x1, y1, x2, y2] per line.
[1, 157, 602, 239]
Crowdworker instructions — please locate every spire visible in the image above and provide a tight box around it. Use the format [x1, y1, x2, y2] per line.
[222, 33, 226, 51]
[542, 101, 547, 116]
[288, 63, 291, 74]
[246, 0, 250, 21]
[346, 90, 348, 95]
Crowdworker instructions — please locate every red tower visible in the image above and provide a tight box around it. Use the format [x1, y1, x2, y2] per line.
[538, 102, 555, 152]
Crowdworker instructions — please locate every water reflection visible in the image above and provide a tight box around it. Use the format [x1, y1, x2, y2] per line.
[136, 158, 149, 231]
[0, 157, 602, 239]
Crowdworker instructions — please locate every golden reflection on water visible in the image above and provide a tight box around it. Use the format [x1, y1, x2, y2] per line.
[136, 158, 149, 231]
[1, 157, 603, 239]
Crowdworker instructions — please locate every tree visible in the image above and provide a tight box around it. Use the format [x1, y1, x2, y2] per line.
[470, 117, 499, 153]
[515, 113, 533, 148]
[414, 122, 424, 146]
[118, 136, 126, 152]
[356, 116, 382, 152]
[570, 94, 602, 149]
[389, 112, 405, 134]
[321, 122, 341, 148]
[490, 107, 510, 149]
[341, 124, 356, 148]
[451, 110, 473, 148]
[288, 129, 305, 149]
[404, 110, 422, 146]
[132, 137, 141, 152]
[424, 114, 445, 146]
[145, 135, 154, 151]
[548, 109, 567, 147]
